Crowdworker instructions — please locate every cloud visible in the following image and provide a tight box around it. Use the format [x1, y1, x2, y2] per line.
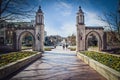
[60, 22, 76, 37]
[55, 1, 72, 16]
[38, 0, 42, 2]
[44, 1, 74, 37]
[62, 11, 72, 16]
[45, 22, 76, 37]
[85, 11, 108, 26]
[59, 2, 71, 9]
[45, 26, 59, 36]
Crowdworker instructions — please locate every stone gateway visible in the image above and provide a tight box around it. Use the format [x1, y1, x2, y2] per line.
[0, 6, 107, 52]
[76, 6, 106, 51]
[16, 6, 44, 51]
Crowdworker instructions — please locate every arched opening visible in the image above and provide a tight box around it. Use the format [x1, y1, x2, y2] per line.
[87, 34, 98, 51]
[86, 31, 102, 51]
[18, 31, 35, 51]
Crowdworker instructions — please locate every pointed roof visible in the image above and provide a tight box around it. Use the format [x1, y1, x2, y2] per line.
[37, 5, 43, 13]
[78, 6, 84, 13]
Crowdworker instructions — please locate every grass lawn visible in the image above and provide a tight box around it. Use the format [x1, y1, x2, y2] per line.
[80, 51, 120, 72]
[0, 51, 37, 67]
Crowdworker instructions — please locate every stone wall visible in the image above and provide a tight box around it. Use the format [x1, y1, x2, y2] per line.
[77, 52, 120, 80]
[0, 45, 15, 52]
[0, 52, 42, 79]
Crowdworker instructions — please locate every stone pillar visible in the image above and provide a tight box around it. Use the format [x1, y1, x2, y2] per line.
[13, 31, 17, 51]
[76, 25, 80, 51]
[76, 6, 85, 51]
[15, 31, 19, 51]
[76, 24, 85, 51]
[35, 25, 44, 52]
[35, 6, 44, 52]
[103, 32, 107, 50]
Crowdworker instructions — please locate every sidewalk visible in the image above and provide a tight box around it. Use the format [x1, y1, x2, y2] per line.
[9, 46, 106, 80]
[49, 46, 76, 54]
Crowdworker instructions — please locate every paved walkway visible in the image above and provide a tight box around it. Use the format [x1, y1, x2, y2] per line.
[9, 46, 106, 80]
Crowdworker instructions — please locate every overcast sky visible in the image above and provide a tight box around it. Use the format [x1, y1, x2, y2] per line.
[29, 0, 118, 37]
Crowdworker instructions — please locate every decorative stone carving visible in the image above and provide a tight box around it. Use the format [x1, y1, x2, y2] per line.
[37, 33, 40, 41]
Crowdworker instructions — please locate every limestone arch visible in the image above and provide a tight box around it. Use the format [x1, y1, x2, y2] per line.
[85, 31, 102, 51]
[18, 31, 35, 51]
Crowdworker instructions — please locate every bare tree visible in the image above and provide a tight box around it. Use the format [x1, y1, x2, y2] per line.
[67, 34, 76, 46]
[0, 0, 37, 23]
[100, 0, 120, 45]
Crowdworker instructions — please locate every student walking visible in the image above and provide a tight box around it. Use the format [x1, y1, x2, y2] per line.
[65, 43, 68, 50]
[62, 44, 65, 50]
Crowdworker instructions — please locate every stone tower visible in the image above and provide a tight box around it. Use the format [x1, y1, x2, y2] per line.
[76, 6, 85, 51]
[35, 6, 44, 52]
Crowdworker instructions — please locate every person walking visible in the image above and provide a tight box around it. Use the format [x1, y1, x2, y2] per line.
[63, 44, 65, 50]
[65, 43, 68, 50]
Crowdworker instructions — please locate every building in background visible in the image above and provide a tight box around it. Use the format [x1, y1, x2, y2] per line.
[44, 35, 63, 46]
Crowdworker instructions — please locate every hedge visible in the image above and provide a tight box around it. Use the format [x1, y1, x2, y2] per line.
[44, 47, 52, 51]
[0, 51, 37, 67]
[80, 51, 120, 72]
[68, 47, 76, 51]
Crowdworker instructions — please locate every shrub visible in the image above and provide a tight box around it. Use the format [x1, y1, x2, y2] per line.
[0, 51, 37, 67]
[68, 47, 76, 51]
[44, 48, 52, 51]
[80, 51, 120, 72]
[22, 46, 32, 50]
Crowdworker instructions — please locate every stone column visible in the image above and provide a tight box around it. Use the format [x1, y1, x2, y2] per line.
[35, 6, 44, 52]
[76, 6, 85, 51]
[76, 25, 80, 51]
[35, 25, 44, 52]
